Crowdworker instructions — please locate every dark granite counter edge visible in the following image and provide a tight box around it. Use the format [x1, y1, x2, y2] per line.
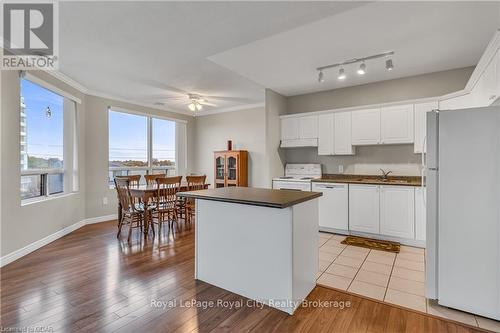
[177, 191, 322, 209]
[312, 174, 422, 187]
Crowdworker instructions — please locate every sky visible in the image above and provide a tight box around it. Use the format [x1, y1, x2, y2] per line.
[108, 110, 175, 162]
[21, 79, 176, 164]
[21, 79, 64, 160]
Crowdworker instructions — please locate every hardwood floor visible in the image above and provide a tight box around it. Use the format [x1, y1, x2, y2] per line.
[0, 221, 487, 333]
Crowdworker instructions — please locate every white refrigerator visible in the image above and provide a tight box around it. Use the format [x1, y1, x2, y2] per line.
[425, 106, 500, 320]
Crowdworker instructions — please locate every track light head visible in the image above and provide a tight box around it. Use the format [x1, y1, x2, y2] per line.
[386, 59, 394, 71]
[318, 70, 324, 83]
[337, 67, 346, 80]
[357, 62, 366, 75]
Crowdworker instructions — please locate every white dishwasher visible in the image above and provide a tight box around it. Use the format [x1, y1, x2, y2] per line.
[312, 182, 349, 233]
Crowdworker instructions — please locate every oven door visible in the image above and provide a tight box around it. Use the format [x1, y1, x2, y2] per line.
[272, 180, 311, 191]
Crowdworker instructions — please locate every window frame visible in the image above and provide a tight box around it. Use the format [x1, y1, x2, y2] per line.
[20, 74, 80, 204]
[107, 107, 184, 187]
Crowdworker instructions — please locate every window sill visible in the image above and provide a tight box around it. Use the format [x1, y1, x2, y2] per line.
[21, 192, 79, 207]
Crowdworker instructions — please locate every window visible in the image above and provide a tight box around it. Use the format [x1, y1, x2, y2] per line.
[20, 77, 78, 201]
[108, 110, 179, 185]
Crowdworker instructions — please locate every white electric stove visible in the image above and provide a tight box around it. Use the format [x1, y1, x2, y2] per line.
[272, 164, 322, 191]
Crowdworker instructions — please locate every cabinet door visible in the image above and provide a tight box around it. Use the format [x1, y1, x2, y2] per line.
[349, 185, 380, 234]
[298, 115, 318, 139]
[351, 108, 381, 145]
[312, 183, 348, 231]
[380, 104, 414, 144]
[317, 114, 334, 155]
[334, 111, 355, 155]
[226, 154, 238, 186]
[415, 187, 426, 241]
[281, 117, 299, 141]
[380, 186, 415, 239]
[414, 101, 438, 153]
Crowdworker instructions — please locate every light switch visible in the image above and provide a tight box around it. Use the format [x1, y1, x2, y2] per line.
[102, 197, 108, 205]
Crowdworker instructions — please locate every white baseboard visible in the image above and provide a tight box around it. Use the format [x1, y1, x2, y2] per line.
[84, 214, 117, 225]
[0, 214, 118, 268]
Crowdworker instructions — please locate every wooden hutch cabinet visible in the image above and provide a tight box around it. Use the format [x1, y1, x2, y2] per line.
[214, 150, 248, 188]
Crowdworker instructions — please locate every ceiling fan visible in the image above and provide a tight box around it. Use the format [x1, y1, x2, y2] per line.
[139, 81, 258, 112]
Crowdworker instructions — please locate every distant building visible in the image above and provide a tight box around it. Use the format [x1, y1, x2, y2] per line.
[20, 96, 28, 170]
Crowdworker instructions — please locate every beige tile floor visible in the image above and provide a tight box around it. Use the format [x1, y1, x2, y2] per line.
[317, 232, 500, 332]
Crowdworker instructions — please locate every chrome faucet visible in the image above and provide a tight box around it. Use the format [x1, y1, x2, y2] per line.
[379, 168, 393, 180]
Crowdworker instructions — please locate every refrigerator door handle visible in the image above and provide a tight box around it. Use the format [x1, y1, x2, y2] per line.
[422, 136, 427, 168]
[421, 168, 426, 207]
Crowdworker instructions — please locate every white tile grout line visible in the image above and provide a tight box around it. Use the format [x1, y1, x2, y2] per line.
[382, 252, 397, 302]
[345, 248, 371, 292]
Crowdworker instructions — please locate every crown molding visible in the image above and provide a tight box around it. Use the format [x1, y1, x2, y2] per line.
[193, 102, 265, 117]
[85, 89, 195, 117]
[45, 70, 89, 94]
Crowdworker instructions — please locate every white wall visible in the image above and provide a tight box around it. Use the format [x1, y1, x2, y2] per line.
[193, 107, 267, 188]
[265, 89, 286, 183]
[1, 70, 87, 257]
[0, 70, 195, 258]
[284, 67, 474, 176]
[84, 95, 194, 219]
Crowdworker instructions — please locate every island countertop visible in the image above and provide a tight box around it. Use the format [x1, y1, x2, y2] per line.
[177, 187, 322, 209]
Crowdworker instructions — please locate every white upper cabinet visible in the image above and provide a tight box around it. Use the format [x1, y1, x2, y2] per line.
[380, 104, 414, 144]
[380, 186, 415, 239]
[349, 184, 380, 234]
[351, 108, 381, 145]
[334, 111, 355, 155]
[281, 117, 299, 140]
[280, 115, 319, 147]
[414, 101, 438, 153]
[317, 113, 334, 155]
[298, 115, 319, 139]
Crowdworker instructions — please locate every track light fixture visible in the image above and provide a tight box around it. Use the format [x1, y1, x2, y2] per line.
[316, 51, 394, 83]
[318, 70, 324, 83]
[357, 62, 366, 75]
[337, 67, 346, 80]
[386, 58, 394, 71]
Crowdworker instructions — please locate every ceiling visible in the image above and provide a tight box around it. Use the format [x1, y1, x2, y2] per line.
[58, 1, 366, 114]
[58, 2, 499, 115]
[210, 1, 500, 96]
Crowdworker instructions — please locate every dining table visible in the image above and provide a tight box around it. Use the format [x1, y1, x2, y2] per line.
[118, 182, 210, 233]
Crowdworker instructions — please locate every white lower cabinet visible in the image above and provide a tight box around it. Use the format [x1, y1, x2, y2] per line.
[380, 186, 415, 239]
[312, 182, 349, 231]
[415, 187, 426, 241]
[349, 185, 380, 234]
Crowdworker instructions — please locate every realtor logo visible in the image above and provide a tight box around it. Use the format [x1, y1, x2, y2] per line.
[1, 2, 59, 70]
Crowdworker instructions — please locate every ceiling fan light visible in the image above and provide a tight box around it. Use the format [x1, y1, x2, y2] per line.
[188, 103, 196, 111]
[195, 102, 202, 111]
[337, 67, 346, 80]
[386, 59, 394, 71]
[357, 62, 366, 75]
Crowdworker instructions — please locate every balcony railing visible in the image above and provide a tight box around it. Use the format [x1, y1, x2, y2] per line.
[108, 166, 176, 186]
[21, 169, 64, 200]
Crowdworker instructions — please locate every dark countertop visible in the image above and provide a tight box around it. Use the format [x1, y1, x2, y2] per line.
[177, 187, 322, 209]
[312, 174, 422, 187]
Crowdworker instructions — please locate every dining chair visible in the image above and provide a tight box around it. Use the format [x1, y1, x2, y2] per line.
[115, 178, 145, 242]
[185, 175, 207, 226]
[145, 173, 166, 185]
[152, 176, 182, 236]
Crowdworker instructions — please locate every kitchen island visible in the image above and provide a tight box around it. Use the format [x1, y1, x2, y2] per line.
[177, 187, 322, 314]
